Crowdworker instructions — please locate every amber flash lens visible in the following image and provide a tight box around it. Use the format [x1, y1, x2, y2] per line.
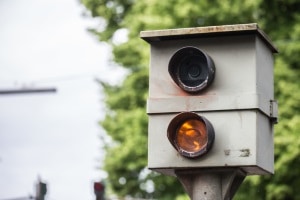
[167, 112, 215, 158]
[177, 119, 207, 153]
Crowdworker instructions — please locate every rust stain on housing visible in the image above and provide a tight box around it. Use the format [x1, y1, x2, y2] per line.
[140, 23, 258, 38]
[140, 23, 278, 53]
[224, 149, 230, 156]
[223, 149, 250, 157]
[239, 149, 250, 157]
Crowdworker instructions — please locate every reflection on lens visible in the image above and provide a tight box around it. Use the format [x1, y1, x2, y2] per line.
[176, 119, 208, 153]
[188, 64, 201, 78]
[178, 55, 207, 87]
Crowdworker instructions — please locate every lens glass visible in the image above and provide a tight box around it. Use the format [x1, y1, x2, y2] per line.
[175, 119, 208, 153]
[178, 54, 208, 87]
[169, 46, 215, 93]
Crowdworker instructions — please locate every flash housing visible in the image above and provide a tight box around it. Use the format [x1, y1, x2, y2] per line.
[167, 112, 215, 158]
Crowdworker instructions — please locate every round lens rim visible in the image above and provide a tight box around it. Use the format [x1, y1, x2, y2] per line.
[168, 46, 215, 93]
[167, 112, 215, 158]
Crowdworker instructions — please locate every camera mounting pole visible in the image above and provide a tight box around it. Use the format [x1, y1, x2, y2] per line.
[176, 168, 246, 200]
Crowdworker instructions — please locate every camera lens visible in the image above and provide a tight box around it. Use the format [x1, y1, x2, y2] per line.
[169, 47, 215, 93]
[178, 55, 207, 87]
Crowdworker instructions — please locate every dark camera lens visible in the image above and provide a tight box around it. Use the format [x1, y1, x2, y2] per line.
[169, 47, 215, 93]
[178, 55, 208, 87]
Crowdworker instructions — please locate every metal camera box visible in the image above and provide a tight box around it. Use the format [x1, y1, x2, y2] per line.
[141, 23, 277, 176]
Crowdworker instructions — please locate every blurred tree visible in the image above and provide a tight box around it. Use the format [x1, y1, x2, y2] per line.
[81, 0, 300, 199]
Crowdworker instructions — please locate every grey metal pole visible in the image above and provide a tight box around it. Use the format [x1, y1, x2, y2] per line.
[176, 168, 246, 200]
[192, 173, 222, 200]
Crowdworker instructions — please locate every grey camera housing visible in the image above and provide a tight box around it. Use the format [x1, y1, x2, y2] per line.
[141, 23, 278, 176]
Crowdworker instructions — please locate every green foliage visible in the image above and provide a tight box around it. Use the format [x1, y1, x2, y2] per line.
[81, 0, 134, 41]
[81, 0, 300, 199]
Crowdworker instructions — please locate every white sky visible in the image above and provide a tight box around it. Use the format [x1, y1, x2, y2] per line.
[0, 0, 126, 199]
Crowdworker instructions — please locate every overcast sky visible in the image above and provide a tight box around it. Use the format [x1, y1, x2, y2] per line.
[0, 0, 125, 199]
